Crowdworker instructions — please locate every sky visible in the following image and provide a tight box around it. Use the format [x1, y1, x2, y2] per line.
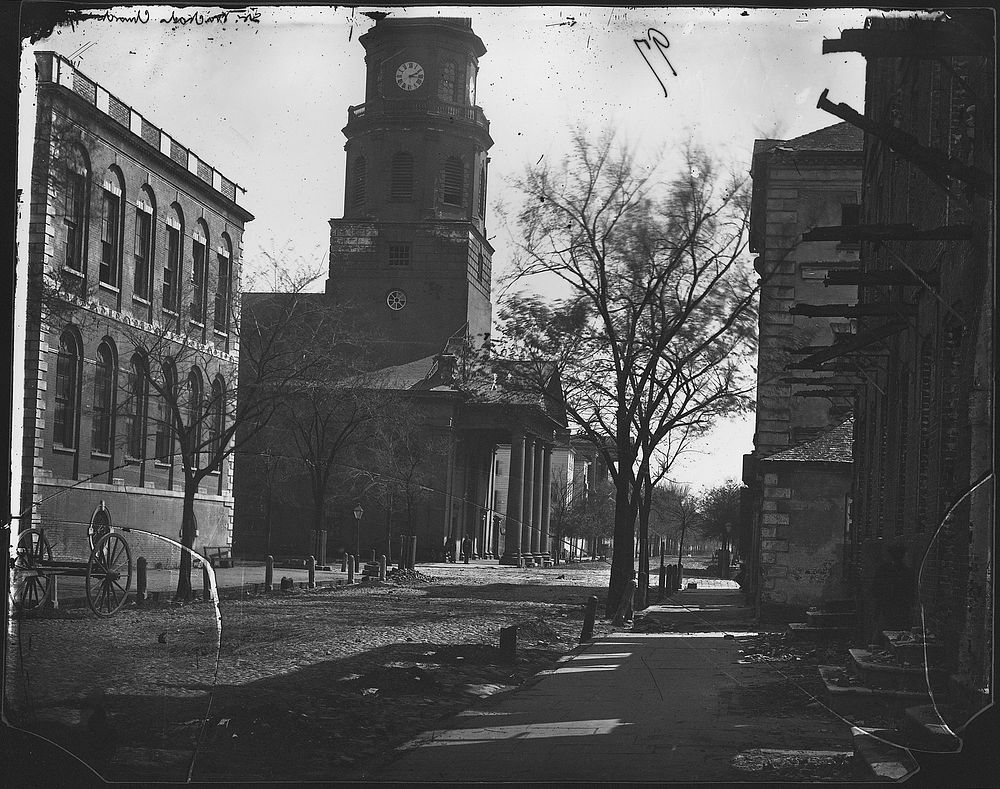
[17, 4, 876, 491]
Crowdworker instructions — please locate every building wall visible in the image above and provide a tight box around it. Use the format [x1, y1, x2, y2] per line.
[326, 220, 492, 363]
[757, 462, 851, 619]
[848, 15, 993, 685]
[21, 54, 250, 567]
[752, 151, 861, 455]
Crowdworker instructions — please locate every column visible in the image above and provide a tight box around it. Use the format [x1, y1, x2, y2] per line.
[530, 442, 543, 559]
[521, 436, 535, 567]
[540, 443, 552, 565]
[500, 433, 524, 565]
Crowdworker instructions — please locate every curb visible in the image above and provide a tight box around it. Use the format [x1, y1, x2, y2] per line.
[851, 726, 919, 781]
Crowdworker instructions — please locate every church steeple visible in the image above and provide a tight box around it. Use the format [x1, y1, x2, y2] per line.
[327, 17, 494, 366]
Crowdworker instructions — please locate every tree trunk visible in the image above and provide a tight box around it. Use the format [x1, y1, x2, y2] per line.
[676, 520, 688, 577]
[606, 479, 636, 618]
[636, 474, 652, 610]
[175, 479, 198, 601]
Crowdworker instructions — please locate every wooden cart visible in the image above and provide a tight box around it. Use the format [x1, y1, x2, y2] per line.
[11, 514, 132, 617]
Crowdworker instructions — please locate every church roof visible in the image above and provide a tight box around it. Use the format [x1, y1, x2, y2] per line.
[764, 418, 855, 464]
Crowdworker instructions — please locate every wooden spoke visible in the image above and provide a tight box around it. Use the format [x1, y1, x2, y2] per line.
[14, 529, 52, 612]
[86, 533, 132, 616]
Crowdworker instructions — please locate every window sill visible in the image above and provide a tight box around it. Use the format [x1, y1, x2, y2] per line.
[190, 320, 206, 329]
[98, 282, 121, 294]
[52, 445, 77, 455]
[133, 295, 151, 306]
[154, 460, 172, 468]
[213, 328, 228, 338]
[61, 265, 85, 279]
[91, 451, 112, 460]
[163, 308, 179, 318]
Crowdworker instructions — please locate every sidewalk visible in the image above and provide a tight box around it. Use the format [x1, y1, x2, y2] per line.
[361, 588, 853, 783]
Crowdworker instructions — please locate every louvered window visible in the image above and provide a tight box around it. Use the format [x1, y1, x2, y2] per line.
[390, 152, 413, 200]
[443, 157, 463, 205]
[352, 156, 367, 207]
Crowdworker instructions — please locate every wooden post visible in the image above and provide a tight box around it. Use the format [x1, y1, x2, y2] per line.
[580, 595, 599, 642]
[499, 625, 517, 663]
[347, 556, 355, 584]
[202, 563, 213, 603]
[264, 555, 274, 592]
[308, 555, 316, 588]
[379, 555, 387, 581]
[48, 574, 60, 610]
[353, 554, 360, 573]
[136, 557, 147, 605]
[341, 553, 347, 572]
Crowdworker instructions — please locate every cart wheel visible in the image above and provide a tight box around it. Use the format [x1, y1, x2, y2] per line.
[14, 528, 53, 612]
[86, 532, 132, 617]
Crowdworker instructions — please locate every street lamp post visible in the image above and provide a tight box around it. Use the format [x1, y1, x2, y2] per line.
[353, 504, 364, 562]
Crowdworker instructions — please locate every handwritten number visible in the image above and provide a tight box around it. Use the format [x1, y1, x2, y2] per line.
[634, 27, 677, 98]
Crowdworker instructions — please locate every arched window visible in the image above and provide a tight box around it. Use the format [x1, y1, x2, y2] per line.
[163, 204, 183, 314]
[438, 60, 456, 102]
[192, 220, 209, 324]
[63, 144, 90, 272]
[186, 368, 203, 468]
[92, 340, 117, 454]
[208, 377, 225, 464]
[443, 157, 463, 206]
[478, 163, 487, 218]
[99, 166, 125, 287]
[133, 185, 156, 300]
[154, 360, 176, 462]
[390, 151, 413, 201]
[125, 353, 147, 460]
[352, 156, 367, 208]
[53, 329, 81, 448]
[214, 233, 232, 333]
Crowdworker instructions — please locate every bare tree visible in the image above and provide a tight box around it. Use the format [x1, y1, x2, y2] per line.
[354, 404, 450, 560]
[650, 482, 704, 575]
[493, 128, 757, 616]
[117, 268, 333, 600]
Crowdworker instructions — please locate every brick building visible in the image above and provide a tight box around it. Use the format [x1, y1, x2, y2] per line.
[19, 53, 253, 566]
[820, 12, 994, 698]
[233, 18, 569, 567]
[742, 122, 863, 618]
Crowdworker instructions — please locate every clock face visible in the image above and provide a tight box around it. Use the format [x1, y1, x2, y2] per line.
[395, 61, 424, 92]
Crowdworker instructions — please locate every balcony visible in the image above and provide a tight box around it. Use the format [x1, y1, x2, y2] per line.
[346, 99, 490, 136]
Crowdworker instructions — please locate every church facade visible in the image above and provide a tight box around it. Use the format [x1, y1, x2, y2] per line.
[233, 17, 568, 567]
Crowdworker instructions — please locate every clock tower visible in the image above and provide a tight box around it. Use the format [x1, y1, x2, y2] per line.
[326, 17, 494, 365]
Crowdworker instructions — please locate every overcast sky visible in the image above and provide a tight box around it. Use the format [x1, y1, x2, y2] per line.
[18, 5, 875, 491]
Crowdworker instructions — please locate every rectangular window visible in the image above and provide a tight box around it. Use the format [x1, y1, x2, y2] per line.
[388, 245, 411, 267]
[192, 239, 206, 323]
[64, 170, 86, 271]
[214, 252, 230, 332]
[477, 251, 485, 282]
[154, 395, 172, 462]
[133, 208, 152, 300]
[164, 226, 180, 312]
[839, 203, 861, 250]
[54, 352, 76, 448]
[99, 190, 120, 286]
[92, 359, 112, 454]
